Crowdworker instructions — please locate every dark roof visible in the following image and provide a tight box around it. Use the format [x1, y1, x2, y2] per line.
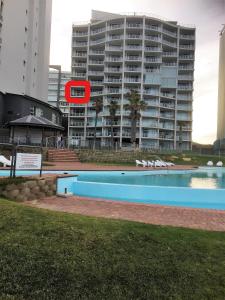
[4, 92, 62, 115]
[8, 115, 64, 130]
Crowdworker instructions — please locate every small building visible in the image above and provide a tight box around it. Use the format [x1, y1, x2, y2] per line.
[0, 92, 64, 146]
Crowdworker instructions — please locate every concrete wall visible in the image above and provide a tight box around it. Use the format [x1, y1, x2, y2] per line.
[217, 27, 225, 140]
[0, 0, 52, 101]
[0, 93, 4, 126]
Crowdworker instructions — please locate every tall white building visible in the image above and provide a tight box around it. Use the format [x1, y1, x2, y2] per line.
[70, 10, 195, 150]
[0, 0, 52, 102]
[48, 68, 71, 115]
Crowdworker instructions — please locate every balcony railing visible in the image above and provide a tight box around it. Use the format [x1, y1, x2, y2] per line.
[162, 40, 177, 47]
[126, 45, 142, 50]
[162, 29, 177, 37]
[178, 75, 193, 80]
[145, 58, 161, 63]
[88, 71, 103, 75]
[179, 55, 194, 59]
[73, 42, 87, 47]
[90, 38, 105, 45]
[124, 68, 142, 72]
[126, 56, 142, 61]
[107, 35, 123, 41]
[89, 60, 104, 65]
[89, 50, 104, 55]
[179, 65, 193, 70]
[73, 52, 87, 57]
[105, 78, 122, 83]
[145, 25, 161, 31]
[124, 78, 141, 83]
[146, 35, 161, 42]
[106, 56, 123, 62]
[180, 34, 195, 39]
[161, 93, 175, 99]
[126, 34, 142, 39]
[73, 31, 88, 37]
[145, 47, 161, 52]
[178, 85, 193, 90]
[108, 24, 124, 30]
[106, 46, 123, 51]
[91, 27, 105, 35]
[162, 52, 177, 57]
[179, 44, 194, 50]
[127, 23, 142, 28]
[105, 68, 122, 72]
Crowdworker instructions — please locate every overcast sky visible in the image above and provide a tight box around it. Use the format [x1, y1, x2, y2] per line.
[50, 0, 225, 144]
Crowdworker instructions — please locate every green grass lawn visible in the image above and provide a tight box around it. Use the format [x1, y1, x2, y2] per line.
[0, 199, 225, 299]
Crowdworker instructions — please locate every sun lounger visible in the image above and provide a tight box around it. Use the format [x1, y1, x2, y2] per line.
[0, 155, 11, 167]
[135, 160, 147, 167]
[216, 161, 223, 167]
[207, 161, 213, 166]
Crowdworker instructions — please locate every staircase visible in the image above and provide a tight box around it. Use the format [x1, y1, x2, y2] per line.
[47, 149, 79, 162]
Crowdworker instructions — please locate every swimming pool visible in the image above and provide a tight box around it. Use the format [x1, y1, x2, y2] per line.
[1, 168, 225, 210]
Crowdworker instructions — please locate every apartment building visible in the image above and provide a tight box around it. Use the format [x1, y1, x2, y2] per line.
[0, 0, 52, 102]
[48, 69, 71, 115]
[217, 26, 225, 141]
[70, 10, 195, 150]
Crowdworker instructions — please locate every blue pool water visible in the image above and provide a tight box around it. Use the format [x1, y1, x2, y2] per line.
[1, 168, 225, 210]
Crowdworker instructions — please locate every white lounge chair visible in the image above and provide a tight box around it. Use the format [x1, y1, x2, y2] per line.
[147, 161, 154, 167]
[207, 161, 213, 167]
[0, 155, 11, 167]
[135, 160, 147, 167]
[154, 160, 164, 167]
[142, 160, 151, 167]
[216, 161, 223, 167]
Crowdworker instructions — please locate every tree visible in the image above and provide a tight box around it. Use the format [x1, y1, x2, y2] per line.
[124, 90, 147, 148]
[109, 100, 119, 149]
[93, 98, 103, 150]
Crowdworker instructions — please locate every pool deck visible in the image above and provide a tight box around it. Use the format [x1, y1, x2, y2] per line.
[0, 162, 195, 171]
[26, 196, 225, 232]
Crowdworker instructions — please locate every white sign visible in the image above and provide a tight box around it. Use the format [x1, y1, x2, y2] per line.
[16, 153, 42, 170]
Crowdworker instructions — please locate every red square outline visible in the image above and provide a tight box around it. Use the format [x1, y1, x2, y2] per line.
[65, 80, 91, 104]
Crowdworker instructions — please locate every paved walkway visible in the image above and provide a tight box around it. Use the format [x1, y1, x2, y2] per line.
[43, 162, 195, 171]
[26, 196, 225, 232]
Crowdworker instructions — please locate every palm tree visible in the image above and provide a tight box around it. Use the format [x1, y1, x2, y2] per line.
[109, 100, 119, 149]
[93, 98, 103, 150]
[124, 90, 147, 148]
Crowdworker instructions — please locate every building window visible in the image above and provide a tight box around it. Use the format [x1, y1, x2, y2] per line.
[30, 106, 35, 115]
[52, 113, 57, 123]
[35, 108, 43, 117]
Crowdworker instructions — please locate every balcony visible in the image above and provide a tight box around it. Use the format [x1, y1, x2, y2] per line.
[162, 52, 177, 57]
[88, 70, 103, 76]
[106, 88, 122, 94]
[73, 42, 87, 47]
[160, 103, 175, 109]
[162, 29, 177, 37]
[90, 38, 105, 45]
[89, 50, 104, 55]
[179, 65, 194, 70]
[73, 62, 87, 68]
[179, 54, 194, 60]
[177, 105, 192, 111]
[105, 78, 122, 83]
[145, 46, 161, 52]
[144, 89, 159, 96]
[180, 34, 195, 40]
[159, 123, 174, 130]
[73, 31, 88, 37]
[108, 24, 124, 30]
[124, 67, 142, 72]
[176, 125, 192, 131]
[178, 75, 193, 81]
[177, 94, 192, 101]
[90, 80, 104, 86]
[72, 72, 86, 78]
[106, 56, 123, 62]
[178, 85, 193, 90]
[70, 122, 85, 127]
[145, 57, 162, 63]
[89, 60, 104, 65]
[126, 34, 142, 39]
[126, 45, 142, 51]
[126, 56, 142, 61]
[127, 23, 142, 28]
[162, 40, 177, 47]
[161, 93, 175, 99]
[145, 35, 161, 42]
[91, 27, 105, 35]
[160, 113, 175, 119]
[162, 62, 177, 67]
[107, 35, 123, 41]
[179, 44, 194, 50]
[92, 91, 103, 96]
[159, 133, 174, 139]
[145, 24, 161, 31]
[145, 67, 160, 73]
[142, 133, 159, 138]
[105, 68, 122, 73]
[176, 114, 192, 121]
[124, 77, 141, 83]
[106, 46, 123, 51]
[73, 52, 87, 57]
[70, 112, 85, 117]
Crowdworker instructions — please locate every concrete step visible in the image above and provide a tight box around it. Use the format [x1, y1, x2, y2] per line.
[47, 149, 79, 162]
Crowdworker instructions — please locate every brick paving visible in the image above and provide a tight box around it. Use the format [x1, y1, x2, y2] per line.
[43, 162, 195, 171]
[26, 196, 225, 232]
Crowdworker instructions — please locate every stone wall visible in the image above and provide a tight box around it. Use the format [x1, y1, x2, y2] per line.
[0, 177, 56, 202]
